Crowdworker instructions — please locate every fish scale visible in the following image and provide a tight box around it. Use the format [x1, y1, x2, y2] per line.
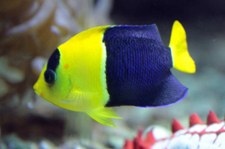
[123, 111, 225, 149]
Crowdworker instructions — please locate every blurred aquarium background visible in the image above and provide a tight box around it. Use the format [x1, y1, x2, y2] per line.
[1, 0, 225, 148]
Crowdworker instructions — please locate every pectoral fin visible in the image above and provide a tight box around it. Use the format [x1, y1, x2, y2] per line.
[87, 107, 121, 127]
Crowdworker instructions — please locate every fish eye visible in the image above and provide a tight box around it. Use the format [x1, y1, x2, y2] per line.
[44, 69, 56, 84]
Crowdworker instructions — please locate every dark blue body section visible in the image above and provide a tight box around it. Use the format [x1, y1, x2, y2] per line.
[103, 25, 187, 107]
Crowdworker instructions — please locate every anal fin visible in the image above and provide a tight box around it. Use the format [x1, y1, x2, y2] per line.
[87, 107, 122, 127]
[149, 74, 188, 107]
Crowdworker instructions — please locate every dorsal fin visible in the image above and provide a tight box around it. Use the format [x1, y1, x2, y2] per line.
[104, 24, 163, 44]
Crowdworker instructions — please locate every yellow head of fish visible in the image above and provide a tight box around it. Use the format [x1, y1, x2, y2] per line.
[33, 55, 74, 110]
[33, 26, 120, 127]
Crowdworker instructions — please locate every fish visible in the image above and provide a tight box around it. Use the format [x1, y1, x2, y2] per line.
[33, 20, 196, 127]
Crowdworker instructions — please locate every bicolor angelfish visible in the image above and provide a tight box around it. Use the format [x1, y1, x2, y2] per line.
[33, 21, 196, 126]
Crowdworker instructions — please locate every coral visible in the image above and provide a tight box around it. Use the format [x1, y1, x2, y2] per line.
[123, 111, 225, 149]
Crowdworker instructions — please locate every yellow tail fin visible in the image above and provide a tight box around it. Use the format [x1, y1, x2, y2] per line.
[169, 20, 196, 73]
[87, 107, 122, 127]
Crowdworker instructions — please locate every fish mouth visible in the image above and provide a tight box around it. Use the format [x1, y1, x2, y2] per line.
[33, 82, 41, 95]
[33, 83, 37, 92]
[33, 83, 46, 99]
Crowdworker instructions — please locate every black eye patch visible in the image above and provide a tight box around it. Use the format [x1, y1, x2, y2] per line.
[44, 49, 60, 84]
[47, 49, 60, 70]
[44, 69, 56, 84]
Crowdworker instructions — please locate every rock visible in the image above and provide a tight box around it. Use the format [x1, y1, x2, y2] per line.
[2, 134, 36, 149]
[0, 78, 9, 98]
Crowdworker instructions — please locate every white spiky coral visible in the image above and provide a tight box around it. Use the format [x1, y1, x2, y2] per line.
[123, 111, 225, 149]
